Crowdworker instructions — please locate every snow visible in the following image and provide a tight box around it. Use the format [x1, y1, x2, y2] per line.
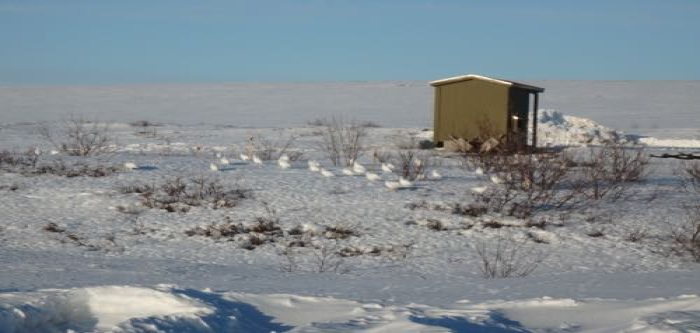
[1, 286, 698, 332]
[0, 80, 699, 332]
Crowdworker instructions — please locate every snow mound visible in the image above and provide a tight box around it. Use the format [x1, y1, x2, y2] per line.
[1, 286, 699, 333]
[535, 109, 629, 147]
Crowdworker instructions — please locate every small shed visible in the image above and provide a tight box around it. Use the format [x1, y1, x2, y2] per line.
[430, 74, 544, 150]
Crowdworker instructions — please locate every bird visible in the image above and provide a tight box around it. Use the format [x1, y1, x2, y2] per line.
[384, 181, 401, 191]
[352, 161, 366, 174]
[209, 163, 219, 171]
[215, 152, 222, 158]
[278, 159, 291, 170]
[278, 154, 290, 162]
[219, 157, 230, 165]
[252, 155, 263, 165]
[381, 163, 395, 173]
[308, 160, 321, 172]
[50, 150, 59, 155]
[320, 168, 334, 177]
[399, 177, 413, 187]
[342, 168, 355, 176]
[490, 174, 504, 184]
[124, 162, 138, 170]
[366, 172, 381, 182]
[430, 170, 442, 180]
[471, 186, 489, 194]
[239, 153, 250, 161]
[475, 167, 484, 175]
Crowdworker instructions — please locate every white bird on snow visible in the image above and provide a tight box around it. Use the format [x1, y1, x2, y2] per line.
[475, 167, 484, 175]
[366, 172, 381, 182]
[342, 167, 355, 176]
[430, 170, 442, 180]
[215, 152, 222, 158]
[381, 163, 395, 173]
[352, 161, 366, 174]
[308, 160, 321, 172]
[490, 174, 504, 184]
[278, 154, 290, 162]
[209, 163, 219, 171]
[384, 180, 401, 191]
[219, 156, 230, 165]
[124, 162, 138, 170]
[278, 159, 291, 170]
[399, 177, 413, 187]
[252, 155, 263, 165]
[320, 168, 334, 177]
[471, 185, 489, 194]
[239, 153, 250, 161]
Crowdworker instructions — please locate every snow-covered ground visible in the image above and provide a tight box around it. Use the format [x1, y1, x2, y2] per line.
[0, 81, 699, 332]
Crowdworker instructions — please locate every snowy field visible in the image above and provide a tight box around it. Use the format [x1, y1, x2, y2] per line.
[0, 81, 699, 332]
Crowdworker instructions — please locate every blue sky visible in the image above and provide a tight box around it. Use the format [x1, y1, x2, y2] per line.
[1, 0, 699, 84]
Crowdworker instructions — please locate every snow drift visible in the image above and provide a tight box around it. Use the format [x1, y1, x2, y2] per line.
[1, 286, 699, 333]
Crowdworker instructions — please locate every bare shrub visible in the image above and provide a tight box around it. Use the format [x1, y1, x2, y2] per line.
[130, 120, 160, 138]
[624, 226, 649, 243]
[359, 120, 382, 128]
[471, 152, 581, 218]
[132, 176, 250, 212]
[42, 222, 120, 252]
[576, 142, 649, 201]
[668, 203, 700, 262]
[307, 118, 328, 127]
[0, 149, 40, 171]
[248, 133, 302, 161]
[43, 222, 66, 233]
[317, 117, 367, 166]
[312, 240, 347, 273]
[474, 231, 548, 278]
[39, 115, 114, 156]
[393, 148, 430, 181]
[371, 148, 392, 164]
[184, 218, 246, 239]
[678, 161, 700, 194]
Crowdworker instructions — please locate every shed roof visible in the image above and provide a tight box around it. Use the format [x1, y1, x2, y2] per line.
[430, 74, 544, 92]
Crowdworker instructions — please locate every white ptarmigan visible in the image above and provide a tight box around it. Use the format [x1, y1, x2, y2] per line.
[352, 162, 366, 174]
[471, 186, 489, 194]
[398, 177, 412, 187]
[308, 160, 321, 172]
[278, 154, 290, 162]
[252, 155, 263, 165]
[278, 159, 291, 170]
[475, 167, 484, 175]
[366, 172, 381, 182]
[219, 157, 230, 165]
[384, 181, 401, 191]
[381, 163, 395, 173]
[239, 153, 251, 161]
[490, 174, 504, 184]
[209, 163, 219, 171]
[430, 170, 442, 180]
[124, 162, 138, 170]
